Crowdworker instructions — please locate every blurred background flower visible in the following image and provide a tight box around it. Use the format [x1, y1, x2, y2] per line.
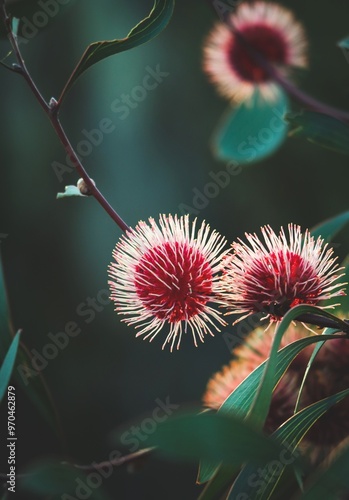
[203, 1, 307, 103]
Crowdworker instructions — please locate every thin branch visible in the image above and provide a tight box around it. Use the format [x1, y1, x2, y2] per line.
[0, 4, 130, 233]
[0, 448, 154, 481]
[68, 447, 154, 472]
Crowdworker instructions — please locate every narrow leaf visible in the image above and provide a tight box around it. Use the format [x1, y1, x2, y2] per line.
[228, 389, 349, 499]
[247, 306, 348, 430]
[198, 465, 239, 500]
[0, 330, 20, 401]
[199, 308, 346, 483]
[300, 445, 349, 499]
[287, 111, 349, 156]
[294, 328, 337, 414]
[0, 253, 62, 437]
[59, 0, 175, 102]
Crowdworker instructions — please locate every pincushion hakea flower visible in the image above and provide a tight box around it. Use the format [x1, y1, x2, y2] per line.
[108, 215, 228, 351]
[221, 224, 346, 324]
[203, 1, 308, 103]
[203, 323, 349, 458]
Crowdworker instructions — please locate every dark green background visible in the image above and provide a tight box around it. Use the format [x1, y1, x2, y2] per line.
[0, 0, 349, 498]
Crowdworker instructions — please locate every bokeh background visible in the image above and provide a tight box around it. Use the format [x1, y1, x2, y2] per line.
[0, 0, 349, 498]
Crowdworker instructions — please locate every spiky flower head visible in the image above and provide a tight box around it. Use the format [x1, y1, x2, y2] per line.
[203, 1, 307, 103]
[221, 224, 346, 324]
[108, 214, 228, 351]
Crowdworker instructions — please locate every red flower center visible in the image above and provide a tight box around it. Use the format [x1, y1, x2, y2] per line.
[244, 250, 321, 317]
[134, 241, 213, 323]
[229, 23, 288, 82]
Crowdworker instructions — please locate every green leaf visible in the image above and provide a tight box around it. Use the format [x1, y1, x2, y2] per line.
[147, 412, 295, 467]
[294, 328, 336, 414]
[20, 461, 111, 499]
[0, 0, 76, 39]
[248, 306, 348, 431]
[0, 253, 62, 438]
[228, 388, 349, 500]
[0, 252, 13, 356]
[198, 307, 346, 484]
[214, 87, 289, 164]
[59, 0, 175, 102]
[310, 210, 349, 242]
[301, 445, 349, 499]
[198, 465, 239, 500]
[56, 185, 87, 199]
[0, 330, 20, 402]
[287, 111, 349, 156]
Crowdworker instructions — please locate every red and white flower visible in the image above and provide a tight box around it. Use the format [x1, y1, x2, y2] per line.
[221, 224, 346, 323]
[203, 1, 308, 102]
[108, 214, 228, 351]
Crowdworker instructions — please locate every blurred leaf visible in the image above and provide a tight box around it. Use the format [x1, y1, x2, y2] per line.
[0, 253, 62, 438]
[147, 412, 293, 467]
[20, 461, 111, 499]
[214, 87, 289, 164]
[338, 37, 349, 50]
[0, 252, 13, 355]
[310, 210, 349, 242]
[0, 330, 20, 402]
[0, 0, 76, 39]
[300, 445, 349, 499]
[228, 388, 349, 499]
[287, 111, 349, 156]
[56, 185, 86, 199]
[59, 0, 175, 102]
